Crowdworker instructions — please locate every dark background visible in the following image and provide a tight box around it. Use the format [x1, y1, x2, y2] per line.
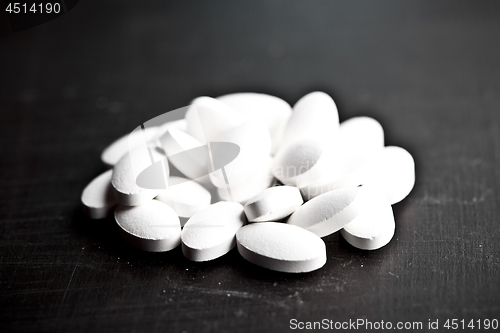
[1, 1, 499, 332]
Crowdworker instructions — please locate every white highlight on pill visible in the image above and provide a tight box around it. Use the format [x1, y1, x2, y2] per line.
[216, 93, 292, 154]
[154, 119, 187, 144]
[185, 96, 244, 143]
[159, 127, 210, 184]
[101, 126, 158, 168]
[272, 139, 340, 188]
[156, 176, 211, 218]
[209, 120, 271, 188]
[181, 202, 246, 262]
[300, 153, 374, 201]
[111, 147, 166, 206]
[100, 120, 186, 168]
[217, 155, 274, 204]
[288, 187, 372, 237]
[278, 91, 339, 152]
[236, 222, 327, 273]
[81, 169, 117, 219]
[244, 186, 303, 222]
[362, 146, 415, 205]
[299, 117, 385, 200]
[340, 188, 395, 250]
[115, 200, 181, 252]
[338, 116, 384, 158]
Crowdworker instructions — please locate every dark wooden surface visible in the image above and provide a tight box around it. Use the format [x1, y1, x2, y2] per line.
[1, 1, 499, 332]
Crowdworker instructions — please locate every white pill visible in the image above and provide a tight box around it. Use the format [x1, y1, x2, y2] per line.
[299, 153, 373, 201]
[159, 127, 210, 184]
[153, 119, 187, 146]
[101, 126, 158, 168]
[111, 147, 166, 206]
[288, 187, 373, 237]
[301, 146, 414, 204]
[244, 186, 303, 222]
[341, 189, 395, 250]
[272, 138, 341, 188]
[181, 202, 246, 262]
[278, 91, 339, 152]
[217, 155, 274, 204]
[81, 169, 117, 219]
[115, 200, 181, 252]
[185, 96, 244, 143]
[209, 120, 271, 188]
[156, 118, 187, 136]
[338, 116, 384, 158]
[299, 118, 384, 201]
[156, 176, 211, 218]
[217, 93, 292, 154]
[236, 222, 326, 273]
[100, 120, 186, 168]
[362, 146, 415, 204]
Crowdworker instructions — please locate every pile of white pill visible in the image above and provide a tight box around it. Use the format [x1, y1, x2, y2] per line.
[81, 91, 415, 273]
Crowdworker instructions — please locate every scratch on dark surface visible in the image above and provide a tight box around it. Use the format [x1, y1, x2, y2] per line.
[60, 247, 84, 304]
[388, 272, 399, 278]
[161, 283, 293, 313]
[5, 263, 20, 291]
[341, 260, 353, 267]
[412, 188, 493, 206]
[171, 284, 264, 301]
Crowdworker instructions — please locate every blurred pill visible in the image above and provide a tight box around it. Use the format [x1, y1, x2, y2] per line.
[185, 96, 244, 143]
[217, 155, 274, 204]
[272, 139, 341, 188]
[277, 91, 339, 152]
[101, 126, 158, 168]
[217, 92, 292, 154]
[210, 120, 271, 188]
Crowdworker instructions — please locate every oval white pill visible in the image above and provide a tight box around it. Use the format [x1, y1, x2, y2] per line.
[217, 93, 292, 154]
[81, 169, 117, 219]
[236, 222, 326, 273]
[209, 120, 271, 188]
[217, 155, 274, 204]
[278, 91, 339, 152]
[181, 202, 246, 262]
[115, 200, 181, 252]
[111, 147, 166, 206]
[341, 189, 395, 250]
[244, 186, 303, 222]
[185, 96, 244, 143]
[101, 126, 158, 168]
[362, 146, 415, 204]
[288, 187, 373, 237]
[156, 176, 211, 218]
[272, 139, 341, 188]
